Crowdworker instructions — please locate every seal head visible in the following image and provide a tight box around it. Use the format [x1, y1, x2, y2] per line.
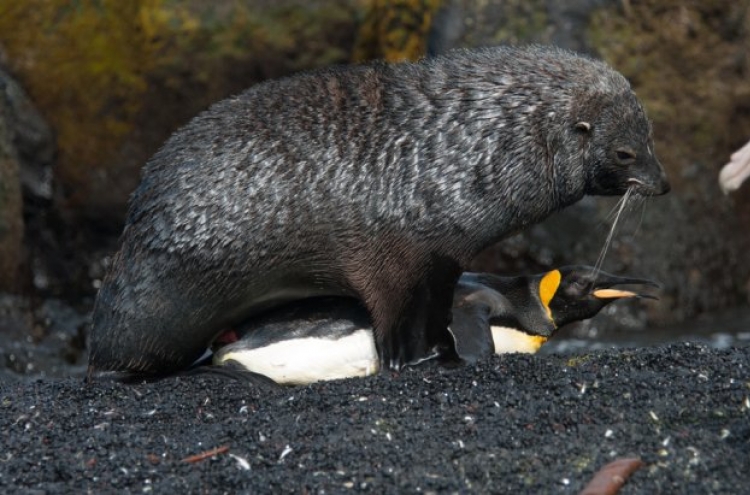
[573, 90, 669, 197]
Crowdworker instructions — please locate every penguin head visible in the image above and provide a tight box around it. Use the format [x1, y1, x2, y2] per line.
[545, 265, 660, 328]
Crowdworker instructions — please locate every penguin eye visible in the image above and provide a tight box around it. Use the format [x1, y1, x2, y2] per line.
[568, 279, 589, 295]
[616, 148, 636, 165]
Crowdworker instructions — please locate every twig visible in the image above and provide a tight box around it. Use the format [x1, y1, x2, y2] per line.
[579, 457, 644, 495]
[181, 445, 230, 463]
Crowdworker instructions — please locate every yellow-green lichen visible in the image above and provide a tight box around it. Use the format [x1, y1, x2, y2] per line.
[0, 0, 362, 213]
[566, 355, 593, 368]
[353, 0, 443, 62]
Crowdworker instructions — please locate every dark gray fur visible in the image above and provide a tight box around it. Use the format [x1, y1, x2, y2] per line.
[89, 45, 669, 374]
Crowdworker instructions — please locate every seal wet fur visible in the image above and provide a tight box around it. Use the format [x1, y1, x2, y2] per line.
[89, 45, 669, 375]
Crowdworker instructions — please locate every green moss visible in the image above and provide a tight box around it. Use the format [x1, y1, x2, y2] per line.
[490, 1, 548, 45]
[353, 0, 442, 62]
[0, 0, 163, 206]
[570, 455, 592, 473]
[0, 153, 22, 290]
[0, 0, 362, 212]
[565, 355, 593, 368]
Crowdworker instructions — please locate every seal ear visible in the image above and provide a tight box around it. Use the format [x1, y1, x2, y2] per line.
[575, 121, 591, 132]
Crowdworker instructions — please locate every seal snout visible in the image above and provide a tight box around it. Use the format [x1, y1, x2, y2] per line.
[627, 154, 670, 196]
[651, 165, 671, 195]
[657, 175, 671, 195]
[628, 173, 670, 196]
[648, 173, 671, 196]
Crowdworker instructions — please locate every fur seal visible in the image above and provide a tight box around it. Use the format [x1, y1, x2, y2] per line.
[212, 266, 658, 385]
[89, 45, 669, 376]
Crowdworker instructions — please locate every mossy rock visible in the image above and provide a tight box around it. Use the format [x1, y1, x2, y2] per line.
[0, 0, 364, 221]
[352, 0, 442, 62]
[0, 111, 23, 292]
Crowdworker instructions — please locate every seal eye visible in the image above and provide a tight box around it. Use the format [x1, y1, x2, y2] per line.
[616, 148, 636, 164]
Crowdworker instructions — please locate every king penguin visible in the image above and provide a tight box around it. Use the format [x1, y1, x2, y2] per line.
[212, 266, 658, 385]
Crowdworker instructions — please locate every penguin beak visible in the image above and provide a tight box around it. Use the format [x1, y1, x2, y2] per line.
[591, 275, 660, 301]
[592, 288, 643, 299]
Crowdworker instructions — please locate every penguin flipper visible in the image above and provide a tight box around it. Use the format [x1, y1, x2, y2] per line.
[448, 304, 495, 364]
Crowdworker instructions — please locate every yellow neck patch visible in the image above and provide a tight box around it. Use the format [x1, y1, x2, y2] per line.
[539, 269, 562, 322]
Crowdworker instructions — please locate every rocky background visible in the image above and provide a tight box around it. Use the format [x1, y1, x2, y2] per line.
[0, 0, 749, 377]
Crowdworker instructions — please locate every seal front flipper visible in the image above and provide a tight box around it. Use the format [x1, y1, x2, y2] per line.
[368, 255, 461, 370]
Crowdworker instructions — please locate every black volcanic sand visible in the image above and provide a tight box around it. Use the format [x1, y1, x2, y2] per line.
[2, 343, 748, 494]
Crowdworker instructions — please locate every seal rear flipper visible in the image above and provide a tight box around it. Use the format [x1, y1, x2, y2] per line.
[86, 361, 281, 388]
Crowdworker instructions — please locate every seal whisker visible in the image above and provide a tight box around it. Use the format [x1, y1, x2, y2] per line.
[602, 194, 629, 224]
[623, 192, 646, 236]
[592, 186, 633, 284]
[628, 194, 648, 238]
[597, 192, 630, 233]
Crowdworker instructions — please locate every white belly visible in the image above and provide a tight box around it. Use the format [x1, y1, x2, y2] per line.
[215, 329, 379, 385]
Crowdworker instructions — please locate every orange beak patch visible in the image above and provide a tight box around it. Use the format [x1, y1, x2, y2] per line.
[592, 288, 638, 299]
